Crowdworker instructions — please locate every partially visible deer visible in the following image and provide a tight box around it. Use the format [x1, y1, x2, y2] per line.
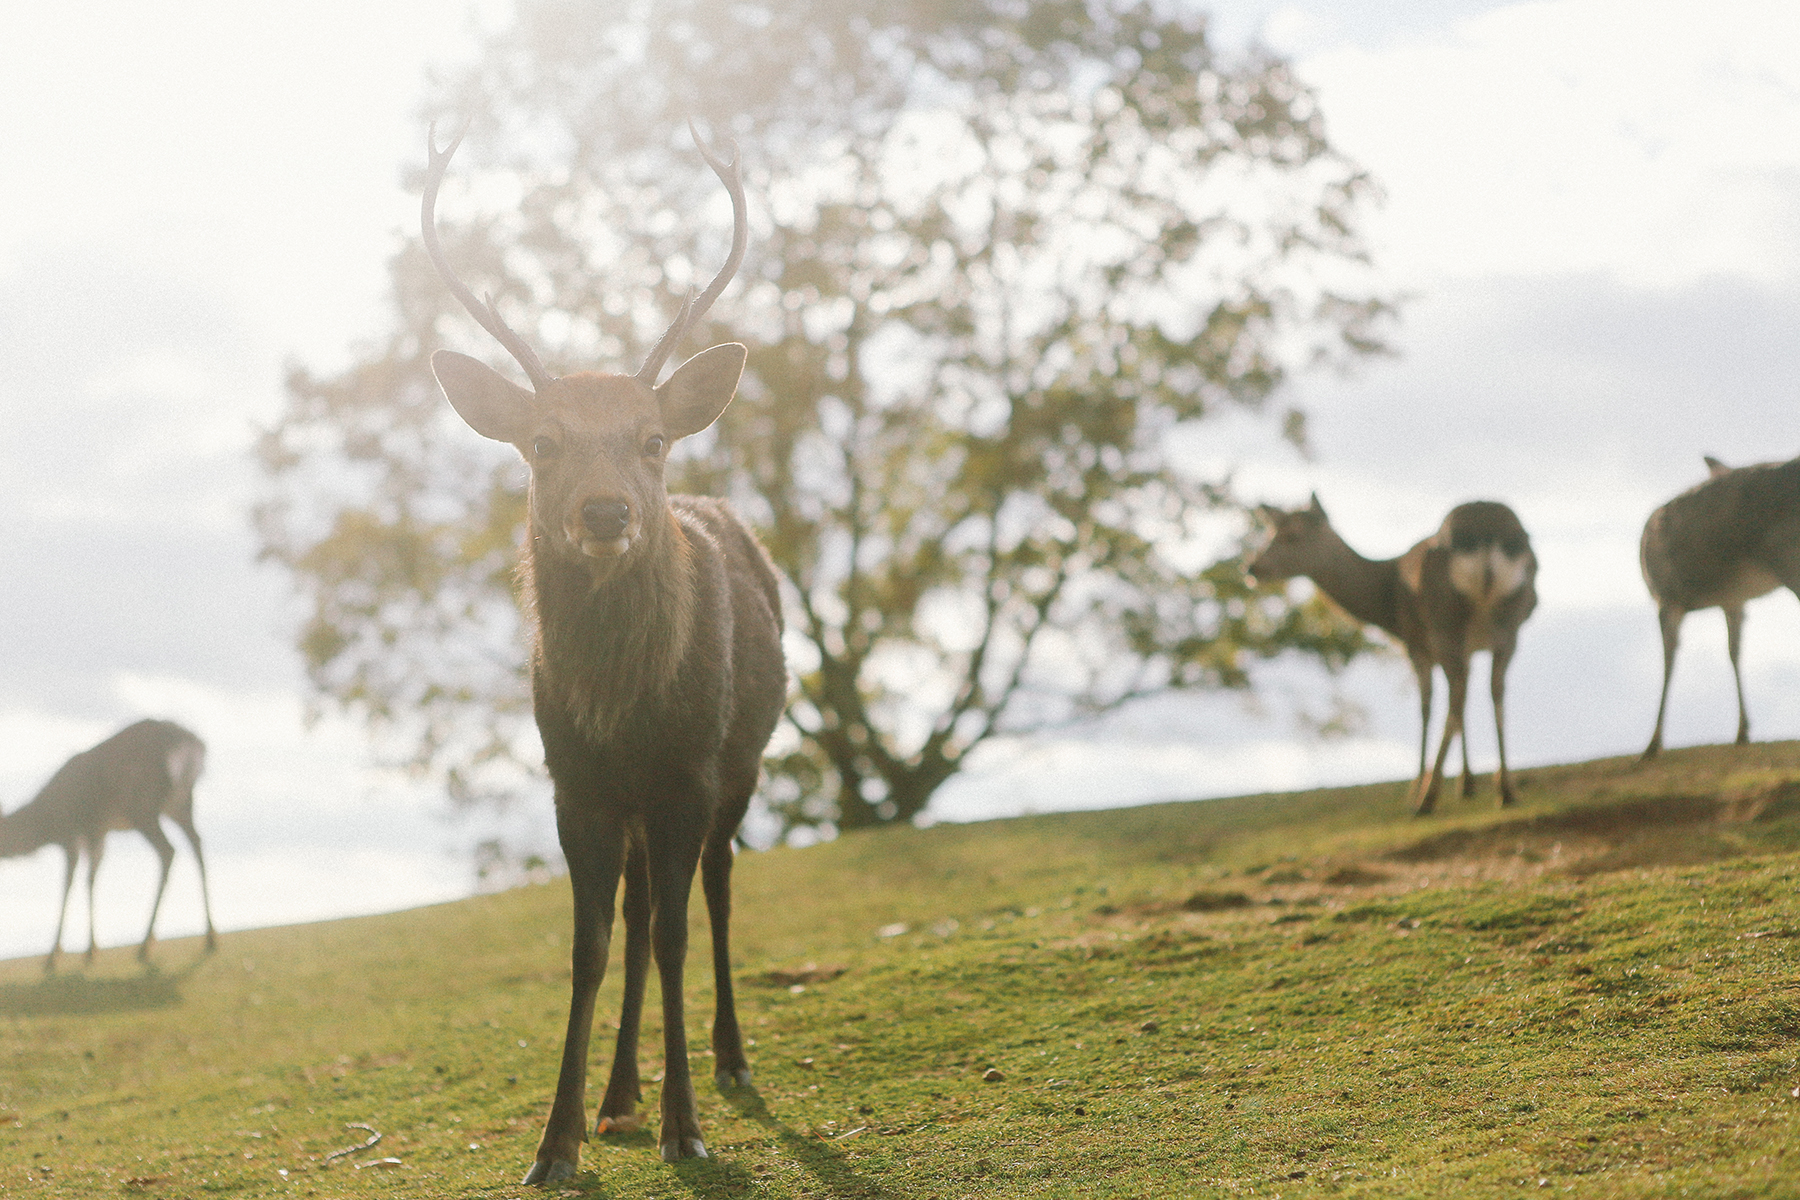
[422, 122, 785, 1181]
[0, 718, 217, 971]
[1639, 453, 1800, 758]
[1248, 496, 1538, 814]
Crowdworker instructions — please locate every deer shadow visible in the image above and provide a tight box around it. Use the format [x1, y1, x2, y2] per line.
[680, 1084, 902, 1200]
[539, 1086, 898, 1199]
[0, 949, 209, 1017]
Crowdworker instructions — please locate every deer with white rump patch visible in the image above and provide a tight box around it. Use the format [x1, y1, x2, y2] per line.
[421, 122, 785, 1181]
[1248, 496, 1537, 814]
[1639, 452, 1800, 759]
[0, 718, 217, 971]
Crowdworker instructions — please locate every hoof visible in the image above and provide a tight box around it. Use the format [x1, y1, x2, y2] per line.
[661, 1137, 708, 1162]
[715, 1066, 753, 1089]
[595, 1113, 643, 1135]
[522, 1158, 576, 1186]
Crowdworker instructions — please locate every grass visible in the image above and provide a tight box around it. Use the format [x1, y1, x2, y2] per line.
[4, 741, 1800, 1197]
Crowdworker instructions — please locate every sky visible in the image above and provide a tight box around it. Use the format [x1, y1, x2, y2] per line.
[2, 0, 1799, 961]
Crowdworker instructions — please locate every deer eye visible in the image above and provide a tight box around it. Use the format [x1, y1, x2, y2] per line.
[531, 435, 559, 460]
[643, 435, 666, 458]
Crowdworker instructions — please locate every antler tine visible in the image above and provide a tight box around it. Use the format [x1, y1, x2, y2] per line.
[635, 121, 749, 384]
[421, 120, 555, 393]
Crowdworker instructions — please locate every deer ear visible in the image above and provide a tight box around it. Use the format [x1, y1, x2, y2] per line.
[1307, 492, 1326, 517]
[432, 349, 537, 444]
[656, 343, 747, 440]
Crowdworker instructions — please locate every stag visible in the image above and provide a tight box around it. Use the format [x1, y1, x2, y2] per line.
[1640, 453, 1800, 758]
[421, 122, 785, 1180]
[0, 718, 217, 971]
[1249, 496, 1538, 813]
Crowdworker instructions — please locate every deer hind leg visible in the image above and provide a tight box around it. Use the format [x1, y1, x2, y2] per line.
[1490, 638, 1519, 807]
[83, 837, 107, 965]
[647, 817, 709, 1162]
[1410, 656, 1436, 813]
[524, 810, 626, 1187]
[1643, 605, 1684, 760]
[46, 843, 79, 973]
[138, 820, 178, 964]
[1419, 657, 1470, 817]
[595, 840, 651, 1131]
[1458, 688, 1478, 799]
[170, 814, 218, 953]
[702, 827, 751, 1088]
[1724, 605, 1751, 746]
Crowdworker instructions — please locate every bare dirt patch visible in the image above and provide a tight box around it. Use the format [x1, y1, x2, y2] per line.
[1385, 779, 1800, 877]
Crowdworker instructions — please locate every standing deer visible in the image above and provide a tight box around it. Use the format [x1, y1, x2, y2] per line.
[1639, 453, 1800, 758]
[421, 122, 785, 1181]
[1248, 495, 1537, 814]
[0, 718, 217, 971]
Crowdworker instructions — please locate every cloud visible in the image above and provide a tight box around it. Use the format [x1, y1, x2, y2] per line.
[1301, 0, 1800, 286]
[1257, 272, 1800, 609]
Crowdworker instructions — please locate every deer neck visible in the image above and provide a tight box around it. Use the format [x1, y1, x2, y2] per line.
[0, 797, 57, 858]
[526, 508, 698, 744]
[0, 814, 25, 858]
[1303, 531, 1407, 641]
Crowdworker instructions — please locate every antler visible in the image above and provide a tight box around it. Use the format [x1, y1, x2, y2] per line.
[635, 121, 748, 385]
[421, 121, 555, 393]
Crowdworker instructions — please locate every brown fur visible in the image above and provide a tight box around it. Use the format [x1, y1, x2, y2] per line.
[1249, 495, 1538, 814]
[431, 357, 786, 1179]
[527, 504, 700, 745]
[0, 718, 217, 971]
[1640, 454, 1800, 757]
[422, 124, 781, 1179]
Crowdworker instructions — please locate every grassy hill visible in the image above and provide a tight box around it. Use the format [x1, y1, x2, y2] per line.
[3, 742, 1800, 1198]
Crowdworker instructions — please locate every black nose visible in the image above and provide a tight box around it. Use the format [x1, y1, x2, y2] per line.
[582, 498, 630, 539]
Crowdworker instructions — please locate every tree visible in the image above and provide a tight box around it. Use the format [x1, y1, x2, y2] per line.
[255, 0, 1391, 836]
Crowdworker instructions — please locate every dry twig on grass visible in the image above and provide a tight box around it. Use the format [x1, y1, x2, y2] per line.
[323, 1123, 381, 1164]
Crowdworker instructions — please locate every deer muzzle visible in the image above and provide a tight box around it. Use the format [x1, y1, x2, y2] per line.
[576, 498, 634, 558]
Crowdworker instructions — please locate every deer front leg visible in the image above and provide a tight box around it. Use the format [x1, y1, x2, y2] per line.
[524, 812, 625, 1187]
[595, 841, 651, 1133]
[647, 820, 708, 1161]
[1643, 605, 1683, 760]
[1419, 657, 1470, 816]
[1491, 637, 1518, 807]
[1724, 605, 1751, 746]
[702, 829, 752, 1088]
[1458, 689, 1478, 799]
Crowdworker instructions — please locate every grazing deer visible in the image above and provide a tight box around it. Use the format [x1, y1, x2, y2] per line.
[421, 122, 785, 1181]
[0, 719, 217, 971]
[1639, 453, 1800, 758]
[1248, 495, 1538, 814]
